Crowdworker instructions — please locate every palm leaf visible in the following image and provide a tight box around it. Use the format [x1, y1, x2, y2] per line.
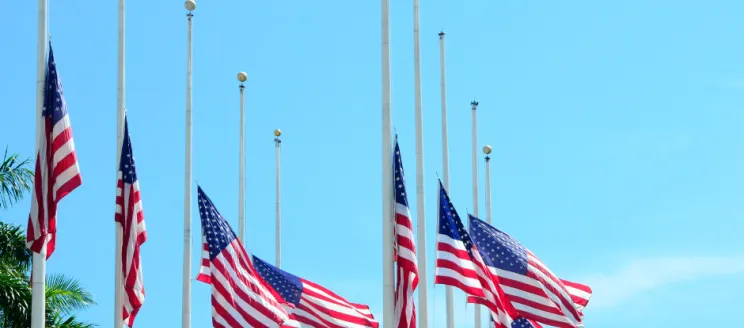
[46, 312, 97, 328]
[0, 221, 98, 328]
[0, 222, 32, 272]
[45, 274, 95, 316]
[0, 146, 34, 210]
[0, 265, 31, 327]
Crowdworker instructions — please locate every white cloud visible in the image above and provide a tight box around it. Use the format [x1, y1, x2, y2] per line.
[579, 255, 744, 309]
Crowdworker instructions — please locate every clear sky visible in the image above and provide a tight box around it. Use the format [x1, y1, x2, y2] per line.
[2, 0, 744, 327]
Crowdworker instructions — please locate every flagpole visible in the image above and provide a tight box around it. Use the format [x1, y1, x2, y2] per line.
[114, 0, 126, 325]
[483, 145, 492, 224]
[412, 0, 428, 325]
[471, 100, 480, 328]
[439, 31, 455, 328]
[30, 0, 48, 326]
[381, 0, 395, 325]
[273, 129, 282, 268]
[182, 1, 195, 328]
[237, 72, 247, 244]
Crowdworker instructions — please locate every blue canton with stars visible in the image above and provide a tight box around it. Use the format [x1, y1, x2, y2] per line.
[468, 215, 529, 275]
[253, 255, 304, 306]
[438, 181, 475, 258]
[197, 187, 239, 261]
[119, 116, 137, 184]
[393, 138, 408, 208]
[490, 315, 535, 328]
[43, 43, 68, 126]
[511, 317, 534, 328]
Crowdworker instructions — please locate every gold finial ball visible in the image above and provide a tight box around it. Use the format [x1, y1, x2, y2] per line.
[237, 72, 248, 83]
[274, 129, 282, 137]
[483, 145, 492, 155]
[184, 0, 196, 11]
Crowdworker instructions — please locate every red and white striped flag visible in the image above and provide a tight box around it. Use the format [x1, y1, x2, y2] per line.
[560, 279, 592, 312]
[26, 42, 82, 258]
[486, 277, 592, 328]
[253, 255, 379, 328]
[195, 186, 291, 327]
[393, 137, 418, 328]
[467, 215, 592, 328]
[433, 182, 541, 328]
[115, 115, 147, 326]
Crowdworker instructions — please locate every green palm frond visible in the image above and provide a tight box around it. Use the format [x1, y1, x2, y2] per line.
[0, 221, 97, 328]
[0, 265, 31, 327]
[45, 274, 95, 316]
[46, 312, 97, 328]
[0, 147, 34, 210]
[0, 222, 32, 272]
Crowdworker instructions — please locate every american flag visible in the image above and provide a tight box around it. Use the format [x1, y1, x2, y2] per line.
[433, 182, 538, 328]
[467, 215, 591, 328]
[195, 186, 291, 327]
[115, 115, 146, 327]
[392, 137, 418, 328]
[26, 42, 82, 258]
[253, 255, 380, 328]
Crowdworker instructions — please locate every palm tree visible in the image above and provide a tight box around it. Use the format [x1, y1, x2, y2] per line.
[0, 222, 96, 327]
[43, 274, 96, 328]
[0, 147, 96, 327]
[0, 147, 34, 210]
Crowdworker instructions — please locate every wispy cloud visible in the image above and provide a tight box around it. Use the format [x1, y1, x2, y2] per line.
[579, 255, 744, 309]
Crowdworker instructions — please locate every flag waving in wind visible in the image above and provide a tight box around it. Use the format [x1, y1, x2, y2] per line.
[467, 215, 592, 328]
[115, 115, 146, 327]
[26, 42, 82, 258]
[195, 186, 290, 327]
[433, 181, 538, 328]
[253, 255, 379, 328]
[392, 136, 418, 328]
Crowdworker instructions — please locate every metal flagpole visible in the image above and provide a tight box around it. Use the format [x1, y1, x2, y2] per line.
[471, 100, 480, 328]
[483, 145, 492, 224]
[274, 129, 282, 267]
[237, 72, 247, 244]
[30, 0, 48, 326]
[439, 31, 455, 328]
[114, 0, 126, 325]
[412, 0, 428, 326]
[182, 1, 195, 328]
[381, 0, 395, 325]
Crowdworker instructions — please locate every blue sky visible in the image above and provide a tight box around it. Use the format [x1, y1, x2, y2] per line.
[2, 0, 744, 327]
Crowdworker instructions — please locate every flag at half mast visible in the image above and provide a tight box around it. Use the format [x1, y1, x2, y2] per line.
[433, 181, 539, 328]
[195, 186, 290, 327]
[393, 136, 418, 328]
[26, 41, 82, 258]
[115, 115, 146, 327]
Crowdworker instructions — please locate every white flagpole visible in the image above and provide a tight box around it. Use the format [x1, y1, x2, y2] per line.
[439, 31, 455, 328]
[274, 129, 282, 267]
[471, 100, 480, 328]
[412, 0, 428, 326]
[30, 0, 48, 326]
[483, 145, 492, 224]
[237, 72, 247, 244]
[114, 0, 126, 325]
[381, 0, 395, 325]
[182, 1, 195, 328]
